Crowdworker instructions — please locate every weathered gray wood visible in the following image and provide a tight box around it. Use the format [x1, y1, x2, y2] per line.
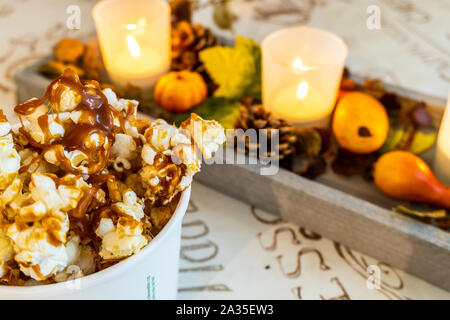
[14, 59, 51, 103]
[196, 153, 450, 291]
[14, 58, 450, 292]
[195, 79, 450, 291]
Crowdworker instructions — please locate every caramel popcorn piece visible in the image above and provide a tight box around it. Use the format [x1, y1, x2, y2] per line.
[0, 110, 11, 137]
[0, 230, 14, 279]
[139, 154, 184, 205]
[0, 69, 225, 285]
[5, 173, 88, 281]
[181, 113, 227, 159]
[0, 117, 20, 190]
[96, 216, 147, 260]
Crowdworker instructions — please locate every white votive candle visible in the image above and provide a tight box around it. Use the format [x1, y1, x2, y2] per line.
[262, 26, 348, 127]
[434, 93, 450, 185]
[93, 0, 170, 89]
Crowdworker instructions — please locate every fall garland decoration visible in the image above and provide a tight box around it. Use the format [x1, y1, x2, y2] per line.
[35, 2, 448, 230]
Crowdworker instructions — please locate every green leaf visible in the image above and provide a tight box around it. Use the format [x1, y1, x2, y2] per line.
[213, 0, 233, 30]
[395, 205, 447, 219]
[172, 97, 240, 129]
[379, 127, 405, 154]
[199, 36, 261, 101]
[379, 127, 436, 155]
[295, 128, 322, 157]
[409, 131, 436, 155]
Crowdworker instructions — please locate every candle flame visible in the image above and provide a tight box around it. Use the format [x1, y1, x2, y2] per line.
[126, 35, 141, 59]
[296, 82, 308, 99]
[138, 18, 146, 27]
[293, 58, 311, 71]
[125, 24, 137, 31]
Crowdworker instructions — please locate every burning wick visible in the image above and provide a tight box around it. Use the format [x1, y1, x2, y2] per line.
[296, 81, 309, 99]
[126, 35, 141, 59]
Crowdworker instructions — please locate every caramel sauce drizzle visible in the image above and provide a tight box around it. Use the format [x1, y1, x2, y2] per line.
[14, 69, 124, 175]
[13, 69, 134, 238]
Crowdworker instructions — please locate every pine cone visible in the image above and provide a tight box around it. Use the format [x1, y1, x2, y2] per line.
[170, 0, 192, 24]
[235, 99, 297, 161]
[171, 21, 218, 72]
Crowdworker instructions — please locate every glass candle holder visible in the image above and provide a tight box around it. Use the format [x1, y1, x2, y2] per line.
[434, 93, 450, 185]
[262, 26, 348, 127]
[92, 0, 170, 89]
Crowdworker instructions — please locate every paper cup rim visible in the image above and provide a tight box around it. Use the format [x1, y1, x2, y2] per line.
[0, 186, 191, 295]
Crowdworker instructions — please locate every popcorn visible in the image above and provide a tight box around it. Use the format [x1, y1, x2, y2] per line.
[2, 69, 225, 285]
[103, 88, 139, 115]
[50, 82, 82, 112]
[111, 133, 137, 160]
[149, 206, 173, 231]
[0, 110, 11, 137]
[19, 149, 55, 176]
[111, 189, 145, 221]
[29, 173, 84, 214]
[127, 117, 151, 135]
[5, 173, 87, 281]
[0, 112, 20, 191]
[6, 192, 32, 221]
[139, 154, 184, 205]
[0, 123, 11, 138]
[83, 132, 106, 150]
[76, 245, 96, 275]
[66, 235, 81, 266]
[181, 113, 226, 159]
[0, 134, 21, 190]
[95, 190, 147, 259]
[102, 88, 118, 107]
[0, 230, 13, 278]
[96, 218, 115, 238]
[137, 114, 226, 205]
[69, 110, 83, 124]
[141, 144, 157, 165]
[19, 113, 65, 145]
[96, 217, 147, 260]
[171, 142, 201, 175]
[179, 175, 193, 191]
[144, 119, 178, 152]
[110, 133, 137, 171]
[0, 178, 22, 212]
[21, 103, 48, 119]
[43, 146, 89, 174]
[7, 217, 71, 280]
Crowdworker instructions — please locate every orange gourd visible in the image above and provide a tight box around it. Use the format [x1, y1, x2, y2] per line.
[332, 92, 389, 154]
[374, 151, 450, 209]
[154, 71, 207, 113]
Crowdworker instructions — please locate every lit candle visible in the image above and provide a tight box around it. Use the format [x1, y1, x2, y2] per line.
[262, 27, 348, 127]
[434, 93, 450, 184]
[92, 0, 170, 89]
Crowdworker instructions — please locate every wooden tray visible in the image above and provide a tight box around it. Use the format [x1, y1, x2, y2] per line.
[14, 61, 450, 292]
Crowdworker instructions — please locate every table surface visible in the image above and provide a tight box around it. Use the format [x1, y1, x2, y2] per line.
[0, 0, 449, 299]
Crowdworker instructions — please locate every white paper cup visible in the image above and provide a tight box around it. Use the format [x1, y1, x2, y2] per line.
[0, 187, 191, 300]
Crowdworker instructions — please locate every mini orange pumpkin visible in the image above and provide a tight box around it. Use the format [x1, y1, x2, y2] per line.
[332, 92, 389, 154]
[154, 71, 207, 113]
